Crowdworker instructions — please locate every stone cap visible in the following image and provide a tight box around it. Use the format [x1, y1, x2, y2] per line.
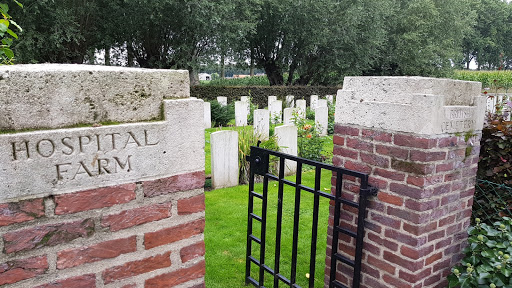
[336, 76, 486, 135]
[0, 64, 190, 131]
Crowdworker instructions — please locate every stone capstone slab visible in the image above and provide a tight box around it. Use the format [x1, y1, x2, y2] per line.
[0, 64, 190, 130]
[0, 98, 205, 202]
[335, 76, 486, 135]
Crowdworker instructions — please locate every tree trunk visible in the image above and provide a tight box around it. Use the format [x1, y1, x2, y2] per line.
[127, 42, 134, 67]
[287, 61, 297, 86]
[264, 62, 284, 86]
[220, 54, 225, 78]
[189, 67, 200, 86]
[87, 50, 95, 64]
[250, 49, 255, 77]
[105, 46, 111, 66]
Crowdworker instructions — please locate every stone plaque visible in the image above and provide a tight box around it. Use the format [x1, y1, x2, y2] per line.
[0, 99, 204, 201]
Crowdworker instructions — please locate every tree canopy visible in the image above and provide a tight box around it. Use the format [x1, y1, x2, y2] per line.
[10, 0, 512, 85]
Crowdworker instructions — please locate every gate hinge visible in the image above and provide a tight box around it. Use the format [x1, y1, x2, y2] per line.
[361, 185, 378, 197]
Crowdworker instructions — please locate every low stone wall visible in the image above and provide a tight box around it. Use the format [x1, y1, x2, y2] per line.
[0, 64, 206, 288]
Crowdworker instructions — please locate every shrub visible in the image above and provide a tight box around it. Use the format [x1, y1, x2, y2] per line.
[305, 107, 315, 121]
[448, 217, 512, 288]
[210, 100, 234, 127]
[238, 127, 279, 184]
[191, 86, 340, 109]
[293, 112, 327, 162]
[453, 70, 512, 90]
[477, 98, 512, 185]
[328, 101, 335, 135]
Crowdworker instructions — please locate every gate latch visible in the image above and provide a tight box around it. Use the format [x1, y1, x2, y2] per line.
[360, 185, 378, 197]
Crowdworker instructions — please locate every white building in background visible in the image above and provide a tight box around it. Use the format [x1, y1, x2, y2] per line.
[199, 73, 212, 81]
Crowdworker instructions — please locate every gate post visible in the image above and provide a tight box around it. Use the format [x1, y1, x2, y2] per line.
[327, 77, 486, 288]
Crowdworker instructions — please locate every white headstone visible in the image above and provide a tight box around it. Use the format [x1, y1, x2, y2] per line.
[296, 100, 306, 119]
[268, 96, 277, 109]
[241, 96, 250, 103]
[235, 101, 248, 126]
[211, 130, 239, 189]
[310, 95, 318, 110]
[317, 99, 328, 108]
[283, 108, 297, 125]
[286, 95, 294, 108]
[275, 125, 297, 176]
[217, 96, 228, 107]
[204, 101, 211, 129]
[270, 100, 283, 124]
[315, 106, 329, 137]
[326, 95, 334, 105]
[253, 109, 270, 141]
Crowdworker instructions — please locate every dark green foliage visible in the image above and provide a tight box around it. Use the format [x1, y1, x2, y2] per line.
[477, 107, 512, 186]
[293, 113, 328, 163]
[473, 180, 512, 225]
[328, 102, 335, 135]
[201, 76, 270, 87]
[191, 86, 339, 109]
[305, 108, 315, 121]
[448, 217, 512, 288]
[210, 101, 234, 127]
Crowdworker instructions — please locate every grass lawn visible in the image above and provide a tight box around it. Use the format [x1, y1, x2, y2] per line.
[204, 124, 335, 287]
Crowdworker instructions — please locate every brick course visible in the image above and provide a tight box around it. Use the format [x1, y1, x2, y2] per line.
[328, 124, 480, 288]
[0, 171, 205, 287]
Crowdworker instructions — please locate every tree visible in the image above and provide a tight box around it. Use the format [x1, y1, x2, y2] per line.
[364, 0, 475, 77]
[12, 0, 99, 63]
[0, 0, 22, 64]
[462, 0, 511, 70]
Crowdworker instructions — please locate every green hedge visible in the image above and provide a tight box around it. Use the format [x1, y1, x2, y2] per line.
[453, 70, 512, 89]
[191, 86, 340, 108]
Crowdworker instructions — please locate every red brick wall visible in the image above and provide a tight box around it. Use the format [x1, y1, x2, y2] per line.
[0, 171, 205, 287]
[327, 124, 479, 288]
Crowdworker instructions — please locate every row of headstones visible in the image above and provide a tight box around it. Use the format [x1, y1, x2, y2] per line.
[203, 95, 334, 136]
[210, 125, 298, 189]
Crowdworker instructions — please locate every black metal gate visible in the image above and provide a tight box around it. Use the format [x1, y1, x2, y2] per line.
[245, 145, 377, 288]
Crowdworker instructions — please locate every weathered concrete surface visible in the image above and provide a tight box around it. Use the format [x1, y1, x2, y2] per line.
[211, 130, 238, 189]
[253, 109, 269, 141]
[0, 64, 190, 130]
[315, 106, 328, 136]
[275, 125, 297, 176]
[336, 76, 486, 135]
[0, 99, 205, 202]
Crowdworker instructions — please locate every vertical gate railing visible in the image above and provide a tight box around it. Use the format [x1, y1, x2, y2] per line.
[245, 145, 377, 288]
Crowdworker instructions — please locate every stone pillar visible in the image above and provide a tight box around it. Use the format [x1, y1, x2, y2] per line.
[296, 99, 307, 119]
[283, 108, 297, 125]
[204, 101, 211, 129]
[327, 77, 486, 288]
[217, 96, 228, 106]
[253, 109, 270, 141]
[310, 95, 318, 110]
[211, 130, 239, 189]
[275, 125, 297, 176]
[268, 96, 277, 109]
[0, 64, 206, 287]
[270, 100, 283, 124]
[315, 106, 328, 136]
[235, 101, 248, 126]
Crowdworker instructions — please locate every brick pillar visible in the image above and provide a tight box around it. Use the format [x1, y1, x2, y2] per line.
[327, 77, 486, 288]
